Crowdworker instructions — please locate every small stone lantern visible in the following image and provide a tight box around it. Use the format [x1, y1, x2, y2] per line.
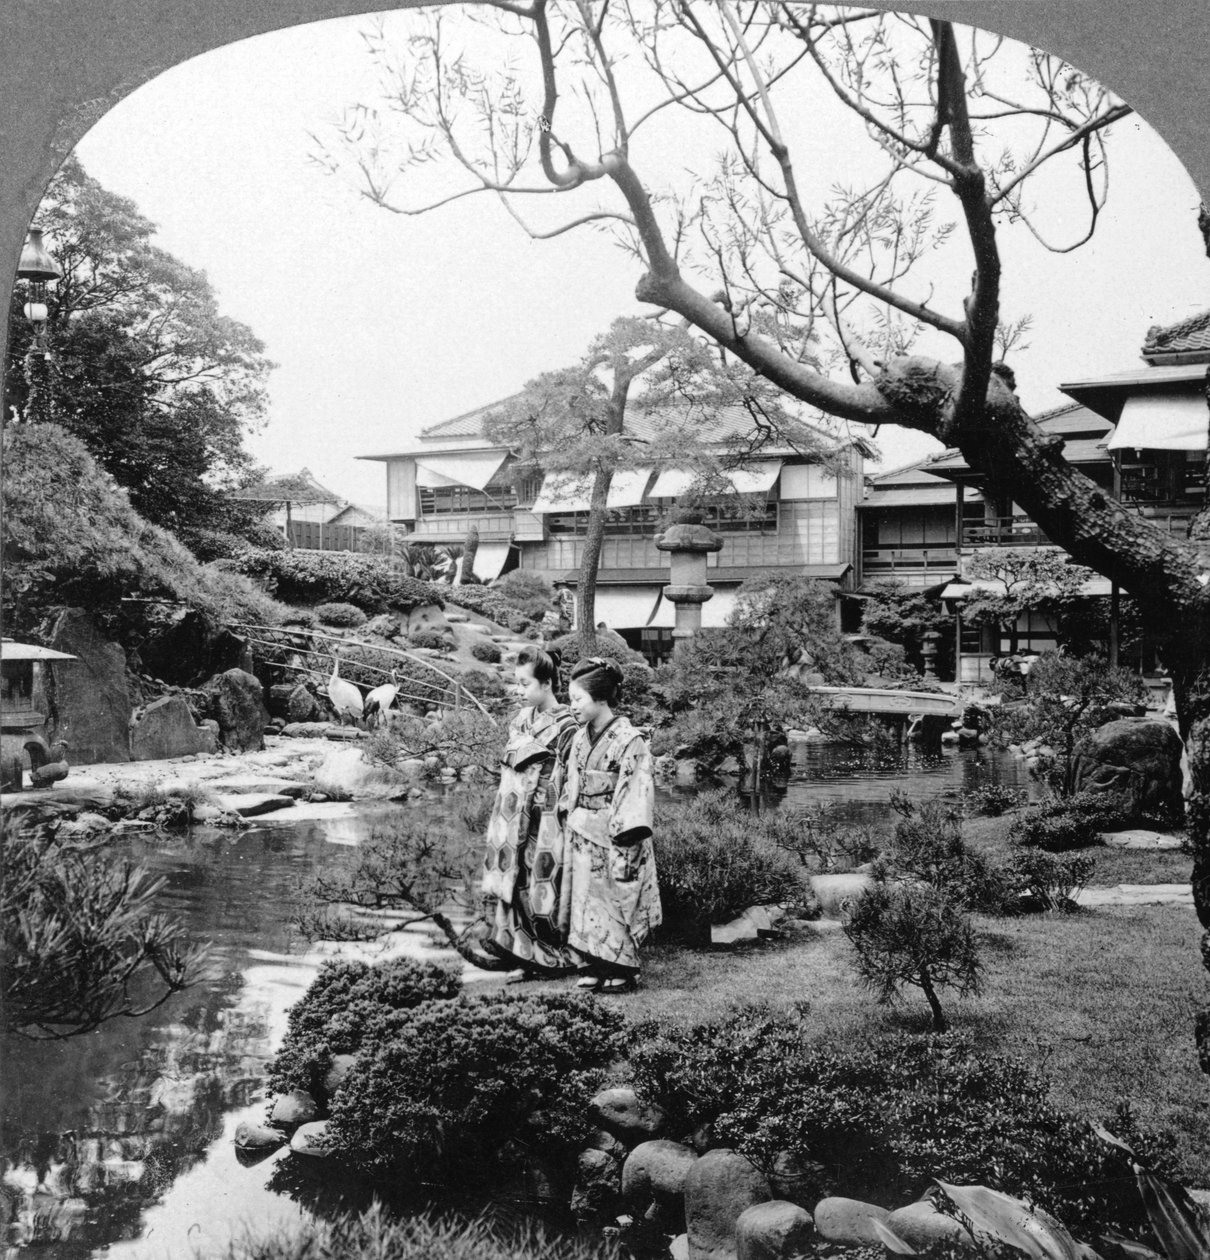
[654, 508, 723, 653]
[921, 630, 941, 681]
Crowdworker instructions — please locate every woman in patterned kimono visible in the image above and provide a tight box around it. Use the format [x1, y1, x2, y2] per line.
[481, 646, 578, 979]
[558, 657, 661, 994]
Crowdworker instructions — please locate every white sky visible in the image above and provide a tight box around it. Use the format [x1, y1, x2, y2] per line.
[71, 8, 1210, 510]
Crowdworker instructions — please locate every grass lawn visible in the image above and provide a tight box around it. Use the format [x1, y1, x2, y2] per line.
[621, 900, 1210, 1185]
[963, 811, 1192, 887]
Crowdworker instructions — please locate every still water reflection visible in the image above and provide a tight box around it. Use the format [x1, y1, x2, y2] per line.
[1, 746, 1028, 1259]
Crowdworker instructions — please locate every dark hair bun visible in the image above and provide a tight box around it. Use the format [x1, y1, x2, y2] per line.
[546, 647, 562, 671]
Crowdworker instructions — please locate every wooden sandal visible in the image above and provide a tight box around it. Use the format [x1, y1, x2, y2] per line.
[598, 977, 637, 995]
[575, 974, 603, 990]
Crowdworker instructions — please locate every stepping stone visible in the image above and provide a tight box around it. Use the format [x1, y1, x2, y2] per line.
[1101, 829, 1185, 850]
[1077, 883, 1193, 907]
[206, 776, 309, 797]
[216, 793, 294, 818]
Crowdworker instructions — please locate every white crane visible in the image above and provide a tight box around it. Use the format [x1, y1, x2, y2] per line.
[327, 651, 364, 726]
[363, 669, 400, 730]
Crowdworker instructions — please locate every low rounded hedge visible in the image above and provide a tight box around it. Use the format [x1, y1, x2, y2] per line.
[316, 601, 368, 628]
[470, 640, 502, 664]
[410, 629, 450, 651]
[328, 991, 628, 1184]
[233, 549, 442, 614]
[269, 958, 461, 1100]
[1009, 791, 1125, 851]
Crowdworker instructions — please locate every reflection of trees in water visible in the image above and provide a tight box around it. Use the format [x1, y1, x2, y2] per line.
[0, 821, 336, 1255]
[2, 989, 272, 1254]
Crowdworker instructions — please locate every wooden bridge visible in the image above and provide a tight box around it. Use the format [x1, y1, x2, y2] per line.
[804, 686, 961, 719]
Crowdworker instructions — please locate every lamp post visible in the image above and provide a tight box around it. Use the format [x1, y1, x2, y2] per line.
[16, 227, 62, 424]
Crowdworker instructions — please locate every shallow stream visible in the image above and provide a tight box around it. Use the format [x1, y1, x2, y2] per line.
[0, 744, 1029, 1259]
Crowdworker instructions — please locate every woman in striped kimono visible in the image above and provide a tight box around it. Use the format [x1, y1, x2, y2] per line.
[481, 646, 578, 979]
[558, 657, 661, 994]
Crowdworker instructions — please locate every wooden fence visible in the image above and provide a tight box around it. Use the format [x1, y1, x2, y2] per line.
[286, 521, 375, 552]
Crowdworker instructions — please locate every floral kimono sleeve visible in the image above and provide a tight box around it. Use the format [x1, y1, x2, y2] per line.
[608, 735, 654, 848]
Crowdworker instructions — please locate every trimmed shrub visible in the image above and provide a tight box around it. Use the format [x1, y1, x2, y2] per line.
[410, 629, 450, 651]
[654, 791, 814, 941]
[316, 602, 368, 628]
[470, 640, 502, 664]
[441, 584, 511, 622]
[625, 1010, 1176, 1238]
[328, 991, 627, 1183]
[492, 571, 554, 619]
[1009, 790, 1124, 851]
[269, 958, 461, 1100]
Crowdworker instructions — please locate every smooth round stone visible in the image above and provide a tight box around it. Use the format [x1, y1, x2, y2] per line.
[289, 1120, 334, 1158]
[233, 1122, 287, 1151]
[735, 1200, 815, 1260]
[813, 1196, 891, 1246]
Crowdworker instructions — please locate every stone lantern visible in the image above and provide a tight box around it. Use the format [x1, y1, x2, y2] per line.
[654, 507, 723, 653]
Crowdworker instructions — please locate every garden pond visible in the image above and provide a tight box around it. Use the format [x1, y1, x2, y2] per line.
[1, 742, 1035, 1259]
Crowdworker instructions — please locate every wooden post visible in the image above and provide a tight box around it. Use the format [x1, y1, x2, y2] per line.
[1109, 582, 1120, 668]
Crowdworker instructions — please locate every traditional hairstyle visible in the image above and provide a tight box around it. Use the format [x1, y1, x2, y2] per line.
[516, 645, 560, 688]
[569, 656, 624, 705]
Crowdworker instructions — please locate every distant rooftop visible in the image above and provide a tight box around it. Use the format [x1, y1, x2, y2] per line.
[1143, 307, 1210, 364]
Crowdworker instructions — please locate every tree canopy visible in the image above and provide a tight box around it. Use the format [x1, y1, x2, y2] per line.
[4, 155, 273, 537]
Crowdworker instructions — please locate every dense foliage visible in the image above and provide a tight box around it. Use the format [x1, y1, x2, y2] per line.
[491, 570, 555, 621]
[269, 958, 461, 1099]
[230, 549, 441, 613]
[861, 580, 955, 678]
[2, 818, 206, 1037]
[410, 629, 451, 650]
[653, 790, 815, 941]
[469, 640, 502, 664]
[1, 422, 286, 636]
[626, 1010, 1173, 1236]
[328, 991, 628, 1184]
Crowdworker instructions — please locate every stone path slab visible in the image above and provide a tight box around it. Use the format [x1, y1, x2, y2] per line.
[1076, 883, 1193, 907]
[1101, 828, 1185, 850]
[216, 793, 295, 818]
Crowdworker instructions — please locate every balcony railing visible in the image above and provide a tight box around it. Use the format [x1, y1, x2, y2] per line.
[960, 517, 1048, 548]
[861, 546, 959, 579]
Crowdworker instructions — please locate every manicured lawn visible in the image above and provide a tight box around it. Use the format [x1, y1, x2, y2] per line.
[619, 901, 1210, 1185]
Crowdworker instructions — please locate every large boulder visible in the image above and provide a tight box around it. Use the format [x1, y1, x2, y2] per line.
[1071, 717, 1184, 822]
[286, 683, 327, 724]
[735, 1201, 815, 1260]
[590, 1088, 668, 1144]
[885, 1200, 977, 1252]
[44, 608, 132, 764]
[622, 1140, 699, 1205]
[202, 669, 268, 752]
[813, 1196, 891, 1247]
[129, 695, 217, 760]
[683, 1149, 771, 1260]
[407, 602, 452, 638]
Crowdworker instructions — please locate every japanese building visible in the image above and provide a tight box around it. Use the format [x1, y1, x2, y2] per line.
[360, 397, 868, 663]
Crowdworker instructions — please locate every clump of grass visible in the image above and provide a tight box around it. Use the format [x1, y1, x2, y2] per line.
[220, 1203, 619, 1260]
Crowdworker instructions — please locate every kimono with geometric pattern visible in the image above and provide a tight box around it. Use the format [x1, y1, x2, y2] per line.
[481, 703, 578, 972]
[557, 715, 661, 976]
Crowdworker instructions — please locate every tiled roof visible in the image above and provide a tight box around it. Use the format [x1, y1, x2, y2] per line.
[924, 403, 1109, 477]
[420, 394, 527, 439]
[1142, 308, 1210, 362]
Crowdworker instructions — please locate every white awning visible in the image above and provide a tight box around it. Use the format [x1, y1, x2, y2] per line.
[531, 473, 593, 514]
[1107, 394, 1209, 452]
[592, 587, 662, 631]
[649, 460, 782, 498]
[700, 586, 739, 629]
[529, 468, 654, 514]
[473, 543, 512, 581]
[415, 450, 508, 490]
